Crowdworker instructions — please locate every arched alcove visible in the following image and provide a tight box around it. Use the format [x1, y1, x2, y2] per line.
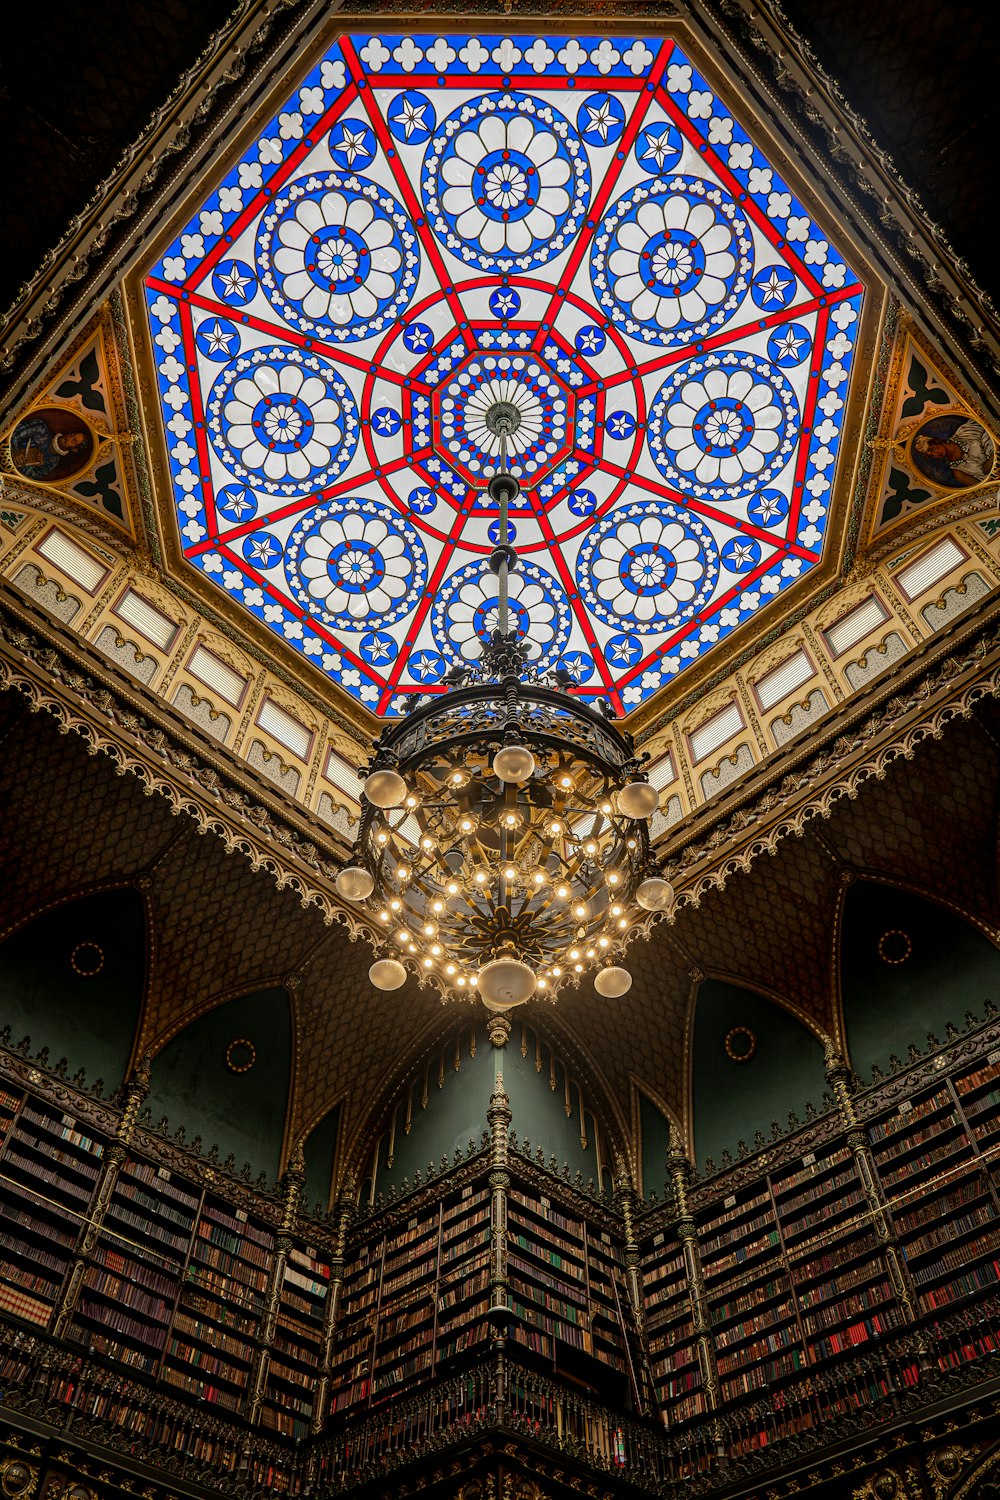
[692, 979, 827, 1169]
[637, 1088, 673, 1201]
[364, 1023, 614, 1201]
[301, 1104, 342, 1216]
[145, 988, 292, 1183]
[0, 887, 146, 1091]
[841, 881, 1000, 1079]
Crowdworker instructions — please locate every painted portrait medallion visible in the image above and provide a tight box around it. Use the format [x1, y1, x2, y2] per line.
[910, 413, 996, 491]
[9, 407, 95, 483]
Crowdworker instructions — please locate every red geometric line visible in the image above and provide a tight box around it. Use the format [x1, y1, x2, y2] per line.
[341, 36, 476, 350]
[176, 299, 219, 543]
[531, 508, 620, 706]
[189, 84, 361, 288]
[210, 544, 383, 685]
[531, 41, 675, 352]
[588, 455, 821, 562]
[654, 81, 827, 299]
[788, 301, 832, 540]
[575, 282, 862, 395]
[146, 280, 434, 393]
[187, 450, 433, 551]
[377, 503, 472, 713]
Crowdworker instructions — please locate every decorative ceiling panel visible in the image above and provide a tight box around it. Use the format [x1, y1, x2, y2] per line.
[143, 33, 864, 717]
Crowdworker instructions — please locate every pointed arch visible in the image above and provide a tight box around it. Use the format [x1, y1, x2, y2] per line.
[144, 986, 293, 1184]
[0, 884, 147, 1092]
[689, 974, 828, 1171]
[837, 877, 1000, 1082]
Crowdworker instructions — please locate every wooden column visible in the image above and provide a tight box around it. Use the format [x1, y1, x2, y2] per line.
[311, 1182, 357, 1436]
[666, 1126, 723, 1450]
[487, 1068, 512, 1421]
[247, 1142, 305, 1425]
[824, 1043, 927, 1357]
[52, 1056, 150, 1339]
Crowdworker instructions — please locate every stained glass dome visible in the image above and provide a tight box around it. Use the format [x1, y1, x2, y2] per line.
[144, 33, 864, 716]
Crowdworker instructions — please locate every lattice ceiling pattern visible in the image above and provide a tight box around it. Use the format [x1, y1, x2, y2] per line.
[144, 34, 864, 717]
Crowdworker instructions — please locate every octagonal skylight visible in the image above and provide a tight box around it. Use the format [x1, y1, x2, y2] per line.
[144, 33, 864, 716]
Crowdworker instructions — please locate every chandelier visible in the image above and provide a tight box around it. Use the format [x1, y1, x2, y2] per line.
[336, 399, 673, 1014]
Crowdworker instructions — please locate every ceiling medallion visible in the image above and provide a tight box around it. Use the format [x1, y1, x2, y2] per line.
[338, 406, 674, 1011]
[144, 32, 864, 720]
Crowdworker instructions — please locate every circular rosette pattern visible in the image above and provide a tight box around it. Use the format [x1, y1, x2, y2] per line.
[432, 558, 571, 669]
[592, 178, 752, 346]
[208, 346, 358, 497]
[286, 500, 427, 631]
[423, 93, 590, 272]
[257, 174, 419, 341]
[577, 502, 719, 633]
[648, 353, 799, 499]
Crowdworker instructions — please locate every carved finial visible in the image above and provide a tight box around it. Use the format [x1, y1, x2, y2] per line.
[487, 1013, 512, 1048]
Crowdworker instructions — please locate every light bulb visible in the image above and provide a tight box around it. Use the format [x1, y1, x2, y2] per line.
[396, 929, 409, 944]
[447, 881, 459, 896]
[421, 836, 435, 852]
[607, 872, 620, 887]
[431, 944, 442, 956]
[504, 866, 517, 881]
[616, 780, 659, 820]
[423, 922, 437, 937]
[475, 871, 487, 885]
[559, 775, 574, 790]
[532, 869, 546, 886]
[364, 769, 408, 808]
[637, 876, 674, 912]
[457, 976, 466, 987]
[574, 903, 587, 919]
[432, 900, 444, 913]
[446, 964, 456, 975]
[335, 866, 375, 902]
[370, 958, 407, 991]
[390, 898, 402, 912]
[574, 962, 584, 973]
[569, 948, 580, 960]
[405, 793, 419, 810]
[595, 965, 633, 998]
[493, 744, 536, 784]
[537, 978, 547, 991]
[549, 820, 563, 836]
[556, 884, 570, 901]
[380, 911, 390, 923]
[376, 830, 390, 845]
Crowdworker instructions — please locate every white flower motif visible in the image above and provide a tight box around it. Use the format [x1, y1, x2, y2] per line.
[524, 38, 555, 70]
[822, 262, 848, 288]
[262, 604, 283, 623]
[759, 575, 781, 595]
[303, 637, 324, 657]
[814, 418, 839, 445]
[298, 513, 414, 621]
[223, 569, 242, 590]
[393, 38, 423, 70]
[279, 112, 304, 140]
[202, 553, 224, 574]
[359, 38, 390, 70]
[785, 215, 810, 242]
[804, 238, 829, 264]
[359, 684, 379, 703]
[591, 516, 707, 625]
[175, 467, 199, 494]
[150, 294, 175, 323]
[707, 116, 734, 145]
[219, 186, 245, 215]
[199, 210, 224, 237]
[799, 524, 822, 549]
[426, 37, 457, 70]
[182, 520, 206, 543]
[272, 189, 402, 324]
[728, 141, 753, 171]
[747, 167, 773, 195]
[222, 362, 344, 482]
[180, 233, 204, 260]
[781, 557, 804, 578]
[826, 331, 852, 359]
[817, 392, 843, 417]
[590, 39, 621, 73]
[446, 570, 558, 662]
[666, 64, 692, 92]
[492, 38, 522, 69]
[258, 137, 283, 165]
[239, 161, 264, 190]
[243, 588, 264, 607]
[162, 256, 186, 282]
[831, 302, 858, 331]
[805, 472, 830, 498]
[824, 361, 849, 390]
[299, 86, 324, 115]
[624, 41, 653, 72]
[664, 367, 784, 486]
[607, 194, 737, 332]
[687, 90, 714, 119]
[558, 39, 588, 72]
[163, 385, 188, 412]
[166, 413, 192, 437]
[767, 192, 792, 220]
[321, 59, 347, 90]
[283, 619, 304, 639]
[439, 112, 572, 256]
[460, 38, 489, 70]
[159, 355, 185, 383]
[172, 441, 197, 465]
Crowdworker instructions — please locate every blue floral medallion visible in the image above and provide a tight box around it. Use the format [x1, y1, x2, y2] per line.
[286, 499, 426, 631]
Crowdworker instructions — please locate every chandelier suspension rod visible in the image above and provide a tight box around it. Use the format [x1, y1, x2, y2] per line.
[496, 420, 511, 640]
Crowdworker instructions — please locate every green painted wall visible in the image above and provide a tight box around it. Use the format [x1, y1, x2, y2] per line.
[0, 888, 146, 1091]
[842, 883, 1000, 1080]
[302, 1105, 341, 1215]
[691, 981, 827, 1170]
[373, 1026, 607, 1194]
[640, 1091, 671, 1201]
[145, 988, 291, 1183]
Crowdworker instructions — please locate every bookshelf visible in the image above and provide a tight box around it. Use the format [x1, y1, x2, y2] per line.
[641, 1234, 704, 1424]
[261, 1242, 331, 1438]
[0, 1095, 98, 1326]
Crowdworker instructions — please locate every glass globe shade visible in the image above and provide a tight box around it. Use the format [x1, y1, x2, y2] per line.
[636, 876, 674, 912]
[369, 958, 407, 991]
[492, 744, 536, 784]
[336, 866, 375, 902]
[616, 780, 659, 820]
[477, 956, 537, 1012]
[594, 965, 633, 998]
[363, 769, 408, 808]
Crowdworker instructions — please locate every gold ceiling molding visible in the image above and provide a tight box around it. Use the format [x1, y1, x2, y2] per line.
[654, 613, 1000, 920]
